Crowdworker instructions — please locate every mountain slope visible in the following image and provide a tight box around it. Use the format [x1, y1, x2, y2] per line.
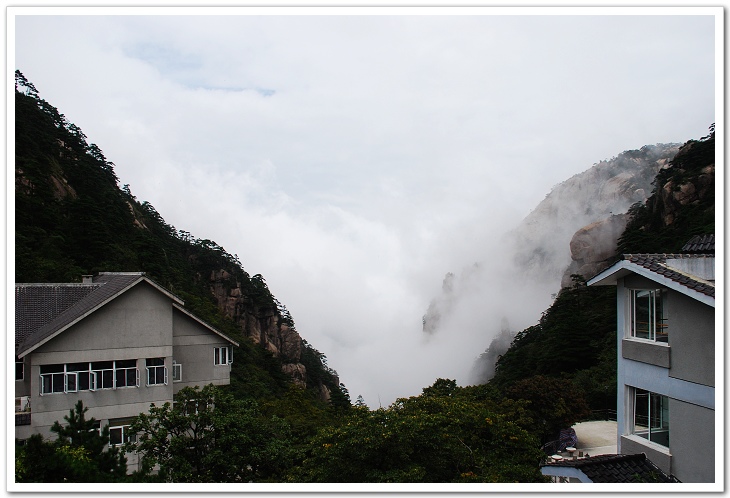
[14, 70, 346, 406]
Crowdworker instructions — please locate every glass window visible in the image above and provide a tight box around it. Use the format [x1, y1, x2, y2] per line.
[630, 289, 668, 342]
[40, 364, 65, 394]
[115, 359, 138, 388]
[214, 346, 232, 365]
[633, 388, 669, 447]
[15, 359, 24, 381]
[172, 362, 182, 382]
[109, 425, 136, 446]
[146, 358, 167, 386]
[92, 361, 115, 390]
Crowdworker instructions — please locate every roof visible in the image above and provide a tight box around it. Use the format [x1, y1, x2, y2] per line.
[587, 254, 715, 307]
[173, 303, 239, 347]
[541, 453, 680, 483]
[15, 272, 236, 356]
[681, 234, 714, 253]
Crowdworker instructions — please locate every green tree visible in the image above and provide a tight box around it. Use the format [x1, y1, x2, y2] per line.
[127, 385, 293, 482]
[290, 379, 547, 483]
[15, 401, 127, 482]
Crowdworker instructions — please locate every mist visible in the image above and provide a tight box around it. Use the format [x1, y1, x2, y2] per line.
[12, 9, 716, 407]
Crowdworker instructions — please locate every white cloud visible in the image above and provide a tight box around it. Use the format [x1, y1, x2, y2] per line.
[13, 9, 717, 406]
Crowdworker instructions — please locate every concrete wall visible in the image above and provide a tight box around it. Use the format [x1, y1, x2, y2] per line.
[620, 434, 672, 475]
[667, 292, 714, 387]
[669, 399, 715, 482]
[622, 339, 670, 368]
[172, 308, 232, 393]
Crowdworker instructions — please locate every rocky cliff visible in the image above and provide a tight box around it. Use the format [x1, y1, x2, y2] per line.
[208, 269, 309, 387]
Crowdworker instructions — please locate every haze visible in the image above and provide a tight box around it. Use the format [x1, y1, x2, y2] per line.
[12, 7, 716, 406]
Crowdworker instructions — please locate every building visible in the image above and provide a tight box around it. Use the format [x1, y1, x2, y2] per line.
[14, 272, 239, 467]
[586, 248, 715, 483]
[541, 452, 678, 483]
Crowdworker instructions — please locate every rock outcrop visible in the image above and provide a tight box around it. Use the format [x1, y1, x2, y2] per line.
[560, 213, 628, 287]
[208, 269, 309, 386]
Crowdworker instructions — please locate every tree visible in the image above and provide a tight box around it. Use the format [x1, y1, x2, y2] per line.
[15, 400, 127, 482]
[290, 379, 547, 483]
[127, 385, 293, 482]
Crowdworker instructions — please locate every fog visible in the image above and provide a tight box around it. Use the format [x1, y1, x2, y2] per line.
[12, 8, 716, 406]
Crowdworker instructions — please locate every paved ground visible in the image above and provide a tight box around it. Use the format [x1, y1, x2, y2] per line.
[572, 420, 618, 456]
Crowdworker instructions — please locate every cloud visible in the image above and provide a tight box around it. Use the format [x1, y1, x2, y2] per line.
[13, 10, 716, 406]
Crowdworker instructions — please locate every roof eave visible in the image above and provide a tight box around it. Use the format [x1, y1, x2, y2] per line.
[172, 303, 240, 347]
[588, 261, 715, 308]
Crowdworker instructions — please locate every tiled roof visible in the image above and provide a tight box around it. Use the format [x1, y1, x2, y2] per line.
[681, 234, 714, 253]
[542, 453, 679, 483]
[622, 254, 714, 298]
[15, 284, 98, 347]
[16, 273, 146, 355]
[16, 272, 239, 355]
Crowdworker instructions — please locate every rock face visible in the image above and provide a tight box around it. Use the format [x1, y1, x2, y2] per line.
[509, 144, 680, 287]
[208, 269, 309, 386]
[561, 214, 628, 288]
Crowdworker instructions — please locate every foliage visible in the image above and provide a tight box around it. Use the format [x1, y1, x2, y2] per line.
[127, 385, 294, 482]
[15, 401, 127, 482]
[289, 379, 547, 483]
[504, 375, 591, 444]
[490, 280, 616, 406]
[618, 126, 715, 254]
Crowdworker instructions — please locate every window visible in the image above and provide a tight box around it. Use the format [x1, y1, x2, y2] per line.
[115, 359, 139, 388]
[146, 358, 167, 386]
[172, 361, 182, 383]
[40, 364, 65, 394]
[15, 359, 24, 381]
[214, 346, 233, 365]
[40, 360, 139, 394]
[633, 388, 669, 447]
[92, 361, 115, 390]
[630, 289, 668, 342]
[109, 424, 136, 446]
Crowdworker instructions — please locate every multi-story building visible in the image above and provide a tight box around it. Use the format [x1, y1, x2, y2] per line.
[587, 245, 716, 483]
[14, 272, 239, 466]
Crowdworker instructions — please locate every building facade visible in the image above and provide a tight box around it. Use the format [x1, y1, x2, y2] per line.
[14, 272, 239, 468]
[587, 253, 716, 483]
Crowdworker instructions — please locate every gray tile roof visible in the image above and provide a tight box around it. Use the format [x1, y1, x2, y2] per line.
[15, 273, 147, 355]
[16, 272, 239, 356]
[622, 254, 715, 298]
[542, 453, 679, 483]
[15, 284, 97, 347]
[681, 234, 714, 253]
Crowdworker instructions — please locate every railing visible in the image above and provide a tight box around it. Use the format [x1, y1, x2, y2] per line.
[15, 413, 31, 426]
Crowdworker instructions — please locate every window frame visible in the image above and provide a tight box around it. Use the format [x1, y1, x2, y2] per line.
[631, 387, 670, 447]
[172, 361, 182, 383]
[15, 359, 24, 381]
[145, 358, 168, 386]
[40, 360, 140, 395]
[109, 424, 137, 447]
[629, 288, 668, 343]
[214, 346, 233, 366]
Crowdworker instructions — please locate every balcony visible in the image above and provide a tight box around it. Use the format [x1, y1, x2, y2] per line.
[15, 397, 31, 426]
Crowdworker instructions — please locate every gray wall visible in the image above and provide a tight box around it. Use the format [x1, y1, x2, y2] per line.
[667, 292, 714, 387]
[669, 399, 715, 483]
[172, 308, 232, 392]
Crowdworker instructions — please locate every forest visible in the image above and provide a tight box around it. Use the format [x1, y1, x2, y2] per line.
[14, 71, 715, 483]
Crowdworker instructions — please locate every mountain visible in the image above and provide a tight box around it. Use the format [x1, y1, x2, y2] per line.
[422, 143, 680, 370]
[14, 70, 345, 405]
[478, 128, 715, 406]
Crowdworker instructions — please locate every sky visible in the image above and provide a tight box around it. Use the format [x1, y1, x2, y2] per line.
[11, 6, 718, 407]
